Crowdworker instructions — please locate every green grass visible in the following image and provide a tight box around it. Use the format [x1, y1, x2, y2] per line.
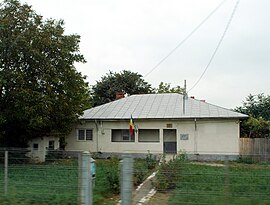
[0, 159, 120, 205]
[0, 160, 78, 205]
[166, 162, 270, 205]
[0, 157, 155, 205]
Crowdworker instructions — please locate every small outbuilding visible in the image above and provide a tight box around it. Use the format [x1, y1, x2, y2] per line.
[65, 93, 248, 160]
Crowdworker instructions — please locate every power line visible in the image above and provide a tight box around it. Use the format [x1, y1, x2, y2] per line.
[188, 0, 240, 93]
[143, 0, 228, 78]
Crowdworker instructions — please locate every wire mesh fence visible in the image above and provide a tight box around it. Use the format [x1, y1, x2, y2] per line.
[1, 149, 270, 205]
[0, 148, 80, 205]
[133, 153, 270, 205]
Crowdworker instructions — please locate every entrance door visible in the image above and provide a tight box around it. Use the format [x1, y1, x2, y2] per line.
[163, 129, 177, 153]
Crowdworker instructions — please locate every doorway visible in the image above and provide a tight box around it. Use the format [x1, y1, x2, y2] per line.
[163, 129, 177, 153]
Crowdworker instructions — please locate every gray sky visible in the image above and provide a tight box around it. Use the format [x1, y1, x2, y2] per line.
[23, 0, 270, 109]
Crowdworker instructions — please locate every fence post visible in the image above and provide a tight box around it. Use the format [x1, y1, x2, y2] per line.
[223, 156, 229, 205]
[78, 152, 82, 204]
[121, 154, 134, 205]
[80, 151, 92, 205]
[4, 150, 8, 196]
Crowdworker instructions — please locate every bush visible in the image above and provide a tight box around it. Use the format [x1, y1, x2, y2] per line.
[154, 152, 187, 190]
[134, 159, 149, 186]
[237, 155, 254, 164]
[145, 150, 157, 170]
[45, 150, 69, 161]
[104, 157, 120, 194]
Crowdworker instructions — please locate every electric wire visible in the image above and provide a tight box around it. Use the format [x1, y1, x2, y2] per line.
[143, 0, 228, 78]
[187, 0, 240, 93]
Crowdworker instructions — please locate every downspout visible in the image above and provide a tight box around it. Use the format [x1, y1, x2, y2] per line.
[194, 118, 198, 154]
[94, 120, 99, 152]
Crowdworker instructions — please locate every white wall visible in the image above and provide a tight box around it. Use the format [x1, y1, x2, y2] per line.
[65, 118, 240, 155]
[28, 136, 60, 162]
[65, 122, 97, 152]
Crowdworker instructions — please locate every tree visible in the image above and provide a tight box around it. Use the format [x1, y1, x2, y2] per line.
[91, 70, 153, 106]
[235, 94, 270, 138]
[155, 82, 185, 94]
[235, 93, 270, 120]
[0, 0, 91, 147]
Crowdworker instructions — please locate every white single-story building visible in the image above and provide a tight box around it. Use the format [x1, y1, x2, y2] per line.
[65, 93, 248, 160]
[27, 136, 60, 162]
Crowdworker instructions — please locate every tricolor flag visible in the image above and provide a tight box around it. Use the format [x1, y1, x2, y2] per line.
[129, 115, 134, 137]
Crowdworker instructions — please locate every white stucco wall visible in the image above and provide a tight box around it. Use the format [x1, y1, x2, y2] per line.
[65, 118, 240, 156]
[28, 136, 60, 162]
[65, 122, 97, 152]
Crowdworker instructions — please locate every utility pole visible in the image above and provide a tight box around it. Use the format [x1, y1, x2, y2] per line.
[183, 80, 187, 115]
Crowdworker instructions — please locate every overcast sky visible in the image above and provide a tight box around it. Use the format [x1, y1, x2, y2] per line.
[23, 0, 270, 109]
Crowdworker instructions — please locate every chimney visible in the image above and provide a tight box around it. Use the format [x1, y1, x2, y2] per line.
[115, 91, 125, 100]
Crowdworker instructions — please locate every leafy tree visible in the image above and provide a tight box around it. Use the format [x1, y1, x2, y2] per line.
[0, 0, 90, 147]
[235, 94, 270, 138]
[155, 82, 185, 94]
[91, 70, 153, 106]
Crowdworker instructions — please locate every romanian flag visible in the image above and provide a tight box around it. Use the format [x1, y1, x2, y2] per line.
[129, 115, 134, 136]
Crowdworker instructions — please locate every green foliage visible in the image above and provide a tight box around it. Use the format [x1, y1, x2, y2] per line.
[145, 150, 158, 169]
[133, 159, 149, 186]
[235, 93, 270, 138]
[155, 82, 185, 94]
[45, 150, 69, 161]
[154, 152, 187, 190]
[237, 155, 254, 164]
[236, 93, 270, 120]
[96, 158, 120, 194]
[241, 117, 270, 138]
[0, 0, 91, 147]
[91, 70, 153, 106]
[133, 155, 158, 186]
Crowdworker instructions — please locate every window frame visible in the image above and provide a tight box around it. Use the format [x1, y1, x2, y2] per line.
[77, 129, 93, 141]
[138, 129, 160, 142]
[111, 129, 135, 142]
[48, 140, 55, 150]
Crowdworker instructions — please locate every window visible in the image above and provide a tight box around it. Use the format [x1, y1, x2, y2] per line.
[48, 140, 55, 150]
[180, 134, 189, 140]
[33, 143, 39, 150]
[77, 129, 93, 141]
[138, 129, 160, 142]
[111, 129, 135, 142]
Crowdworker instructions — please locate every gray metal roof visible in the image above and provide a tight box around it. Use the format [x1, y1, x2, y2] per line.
[81, 93, 248, 120]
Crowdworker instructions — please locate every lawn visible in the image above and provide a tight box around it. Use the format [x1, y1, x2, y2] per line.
[0, 156, 155, 205]
[0, 159, 120, 205]
[155, 161, 270, 205]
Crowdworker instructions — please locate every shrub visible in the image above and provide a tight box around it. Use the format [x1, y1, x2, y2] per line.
[105, 157, 120, 194]
[145, 150, 158, 170]
[154, 152, 187, 190]
[45, 150, 69, 161]
[134, 159, 149, 186]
